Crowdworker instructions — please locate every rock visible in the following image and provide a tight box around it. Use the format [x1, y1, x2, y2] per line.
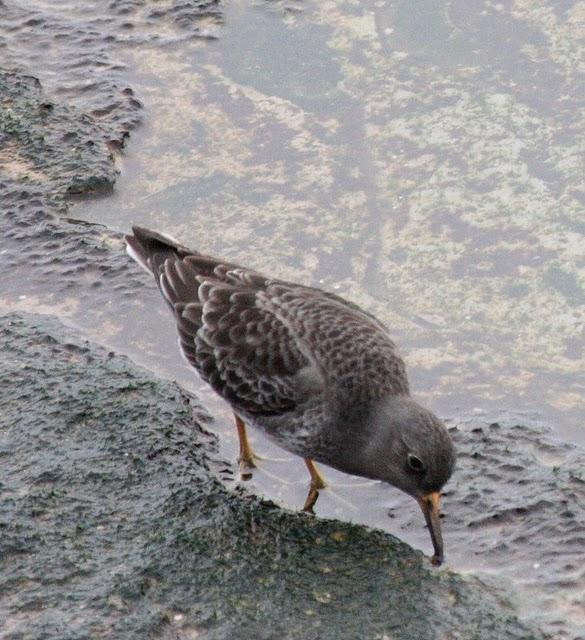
[0, 312, 542, 640]
[0, 70, 118, 204]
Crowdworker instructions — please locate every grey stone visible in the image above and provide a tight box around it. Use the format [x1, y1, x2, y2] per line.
[0, 312, 543, 640]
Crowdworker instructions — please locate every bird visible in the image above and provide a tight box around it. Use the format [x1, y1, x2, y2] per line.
[125, 226, 456, 565]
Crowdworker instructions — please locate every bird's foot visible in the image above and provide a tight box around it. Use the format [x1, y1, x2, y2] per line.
[238, 452, 258, 481]
[302, 485, 321, 514]
[302, 466, 327, 514]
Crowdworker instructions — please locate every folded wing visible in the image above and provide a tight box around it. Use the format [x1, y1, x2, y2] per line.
[126, 227, 322, 416]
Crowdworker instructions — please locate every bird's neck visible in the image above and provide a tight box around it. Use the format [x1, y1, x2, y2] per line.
[316, 398, 386, 478]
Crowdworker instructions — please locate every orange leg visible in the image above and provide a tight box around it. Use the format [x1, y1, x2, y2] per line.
[302, 458, 327, 513]
[235, 414, 256, 480]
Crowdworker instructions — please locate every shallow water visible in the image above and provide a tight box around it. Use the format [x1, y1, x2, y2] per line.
[1, 0, 584, 637]
[83, 0, 585, 441]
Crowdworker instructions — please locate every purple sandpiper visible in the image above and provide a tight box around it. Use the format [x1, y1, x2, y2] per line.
[126, 226, 455, 565]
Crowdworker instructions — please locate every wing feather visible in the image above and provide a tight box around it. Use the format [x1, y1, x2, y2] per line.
[126, 227, 408, 414]
[158, 259, 318, 415]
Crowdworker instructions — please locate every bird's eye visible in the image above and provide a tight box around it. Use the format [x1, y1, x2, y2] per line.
[407, 453, 425, 473]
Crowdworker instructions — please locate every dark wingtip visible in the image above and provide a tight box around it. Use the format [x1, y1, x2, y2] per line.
[127, 225, 185, 253]
[125, 231, 153, 273]
[130, 225, 157, 242]
[128, 225, 163, 244]
[125, 226, 194, 274]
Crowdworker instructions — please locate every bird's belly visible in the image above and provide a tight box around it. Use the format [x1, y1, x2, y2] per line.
[245, 412, 326, 461]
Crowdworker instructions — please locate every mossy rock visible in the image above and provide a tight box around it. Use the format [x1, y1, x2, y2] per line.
[0, 313, 542, 640]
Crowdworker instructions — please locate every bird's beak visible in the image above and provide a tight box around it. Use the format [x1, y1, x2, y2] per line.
[417, 491, 444, 566]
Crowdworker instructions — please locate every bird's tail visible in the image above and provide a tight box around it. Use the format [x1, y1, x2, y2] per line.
[125, 225, 192, 274]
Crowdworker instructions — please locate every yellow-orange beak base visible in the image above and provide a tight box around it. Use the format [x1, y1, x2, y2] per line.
[417, 491, 444, 566]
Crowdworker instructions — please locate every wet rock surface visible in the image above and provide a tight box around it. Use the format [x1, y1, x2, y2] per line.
[445, 421, 585, 638]
[0, 312, 543, 640]
[0, 0, 223, 146]
[0, 71, 117, 202]
[0, 66, 139, 330]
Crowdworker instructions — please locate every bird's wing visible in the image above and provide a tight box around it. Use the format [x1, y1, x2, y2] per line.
[126, 226, 408, 412]
[152, 253, 323, 416]
[258, 283, 410, 402]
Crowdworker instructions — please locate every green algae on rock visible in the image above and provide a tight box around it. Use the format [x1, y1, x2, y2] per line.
[0, 312, 542, 640]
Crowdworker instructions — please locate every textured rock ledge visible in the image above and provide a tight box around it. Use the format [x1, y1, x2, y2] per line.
[0, 313, 542, 640]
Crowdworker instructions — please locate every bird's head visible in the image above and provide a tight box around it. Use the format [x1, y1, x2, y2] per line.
[357, 395, 456, 565]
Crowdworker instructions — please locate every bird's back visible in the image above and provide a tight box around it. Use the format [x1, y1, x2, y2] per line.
[126, 227, 409, 421]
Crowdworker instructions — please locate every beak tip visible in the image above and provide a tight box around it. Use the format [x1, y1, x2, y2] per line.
[431, 553, 444, 567]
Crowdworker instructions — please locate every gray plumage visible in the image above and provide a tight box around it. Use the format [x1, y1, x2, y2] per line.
[126, 226, 455, 564]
